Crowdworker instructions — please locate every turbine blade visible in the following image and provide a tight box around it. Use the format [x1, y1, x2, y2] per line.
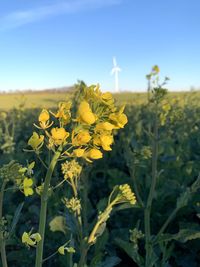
[113, 57, 117, 67]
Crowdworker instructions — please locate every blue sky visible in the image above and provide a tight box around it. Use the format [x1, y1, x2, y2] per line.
[0, 0, 200, 92]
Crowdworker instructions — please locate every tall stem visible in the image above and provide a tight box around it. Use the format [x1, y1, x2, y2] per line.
[144, 103, 158, 267]
[0, 180, 8, 267]
[35, 148, 62, 267]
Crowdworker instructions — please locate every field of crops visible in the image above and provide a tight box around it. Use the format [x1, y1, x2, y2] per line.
[1, 76, 200, 267]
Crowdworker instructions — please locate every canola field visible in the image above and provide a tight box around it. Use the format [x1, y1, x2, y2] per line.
[0, 77, 200, 267]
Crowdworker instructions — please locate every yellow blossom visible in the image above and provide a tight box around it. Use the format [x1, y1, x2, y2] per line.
[23, 178, 34, 197]
[22, 232, 41, 247]
[100, 134, 113, 151]
[118, 184, 136, 205]
[72, 130, 91, 146]
[102, 92, 113, 100]
[101, 92, 115, 106]
[51, 127, 69, 145]
[58, 246, 65, 255]
[77, 101, 96, 125]
[109, 106, 128, 129]
[152, 65, 160, 73]
[86, 148, 103, 160]
[58, 245, 75, 255]
[73, 148, 85, 157]
[28, 132, 44, 150]
[52, 101, 71, 125]
[93, 134, 113, 151]
[38, 109, 53, 129]
[95, 122, 115, 132]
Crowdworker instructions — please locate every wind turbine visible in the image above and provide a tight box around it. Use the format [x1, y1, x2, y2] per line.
[111, 57, 121, 93]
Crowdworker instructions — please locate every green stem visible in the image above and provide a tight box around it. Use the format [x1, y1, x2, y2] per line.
[130, 168, 144, 208]
[144, 103, 158, 267]
[77, 247, 88, 267]
[87, 201, 114, 245]
[35, 147, 62, 267]
[0, 180, 8, 267]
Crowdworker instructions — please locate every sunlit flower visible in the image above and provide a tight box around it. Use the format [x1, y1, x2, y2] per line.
[51, 127, 69, 145]
[52, 101, 71, 125]
[72, 130, 91, 146]
[93, 133, 113, 151]
[99, 134, 113, 151]
[95, 122, 115, 132]
[77, 101, 96, 124]
[109, 106, 128, 129]
[73, 148, 85, 157]
[86, 148, 103, 160]
[37, 109, 53, 129]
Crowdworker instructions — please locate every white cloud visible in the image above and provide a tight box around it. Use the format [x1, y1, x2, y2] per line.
[0, 0, 121, 31]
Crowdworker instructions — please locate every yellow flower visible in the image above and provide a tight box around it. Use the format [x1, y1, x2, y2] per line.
[51, 127, 69, 145]
[162, 102, 171, 112]
[95, 122, 115, 132]
[102, 92, 113, 100]
[101, 92, 115, 106]
[86, 148, 103, 160]
[77, 101, 96, 125]
[22, 232, 41, 247]
[58, 246, 65, 255]
[93, 133, 113, 151]
[152, 65, 160, 73]
[38, 109, 52, 129]
[39, 109, 49, 123]
[23, 178, 34, 197]
[58, 245, 75, 255]
[28, 132, 44, 150]
[73, 148, 85, 157]
[109, 106, 128, 129]
[100, 134, 113, 151]
[118, 184, 136, 205]
[31, 233, 42, 242]
[52, 102, 71, 125]
[72, 130, 91, 146]
[36, 183, 44, 195]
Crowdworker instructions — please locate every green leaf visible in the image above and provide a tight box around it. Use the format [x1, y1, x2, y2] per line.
[9, 202, 24, 236]
[115, 238, 144, 266]
[156, 229, 200, 244]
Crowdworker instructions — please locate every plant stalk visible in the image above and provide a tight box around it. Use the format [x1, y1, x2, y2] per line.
[35, 148, 62, 267]
[144, 103, 158, 267]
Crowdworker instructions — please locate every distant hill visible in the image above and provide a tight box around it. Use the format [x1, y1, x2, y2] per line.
[0, 86, 74, 95]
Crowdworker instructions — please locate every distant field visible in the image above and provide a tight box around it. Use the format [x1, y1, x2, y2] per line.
[0, 90, 200, 110]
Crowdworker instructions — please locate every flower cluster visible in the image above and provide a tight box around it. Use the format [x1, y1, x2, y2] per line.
[63, 197, 81, 213]
[61, 160, 82, 180]
[118, 184, 136, 205]
[28, 84, 128, 162]
[109, 184, 136, 206]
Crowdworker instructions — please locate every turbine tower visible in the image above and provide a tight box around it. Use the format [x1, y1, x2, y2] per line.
[111, 57, 121, 93]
